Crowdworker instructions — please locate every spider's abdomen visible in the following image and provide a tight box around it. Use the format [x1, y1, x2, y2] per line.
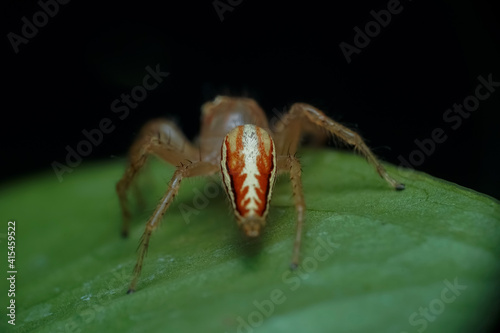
[221, 125, 277, 236]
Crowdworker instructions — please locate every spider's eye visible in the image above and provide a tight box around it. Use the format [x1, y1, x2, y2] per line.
[220, 125, 277, 225]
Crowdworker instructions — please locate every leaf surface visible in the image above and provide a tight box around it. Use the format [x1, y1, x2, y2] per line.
[1, 149, 498, 333]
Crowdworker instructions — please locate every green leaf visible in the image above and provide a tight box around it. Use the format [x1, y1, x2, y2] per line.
[1, 149, 499, 333]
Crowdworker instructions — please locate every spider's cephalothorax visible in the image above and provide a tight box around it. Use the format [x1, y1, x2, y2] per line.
[117, 95, 404, 293]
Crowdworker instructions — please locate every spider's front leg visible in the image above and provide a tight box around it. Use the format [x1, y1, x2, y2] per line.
[127, 160, 218, 293]
[276, 155, 305, 269]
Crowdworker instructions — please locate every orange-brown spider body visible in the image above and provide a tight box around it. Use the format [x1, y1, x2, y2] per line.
[117, 96, 404, 293]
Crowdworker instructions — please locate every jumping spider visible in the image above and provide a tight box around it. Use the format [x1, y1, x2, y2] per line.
[117, 96, 405, 293]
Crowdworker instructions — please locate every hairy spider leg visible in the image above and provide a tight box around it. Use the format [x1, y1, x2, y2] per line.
[127, 161, 218, 293]
[275, 103, 405, 190]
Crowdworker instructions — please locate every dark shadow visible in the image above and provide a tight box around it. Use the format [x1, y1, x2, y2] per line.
[230, 231, 266, 270]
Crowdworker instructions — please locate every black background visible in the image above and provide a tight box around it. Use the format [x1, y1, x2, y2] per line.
[3, 0, 500, 201]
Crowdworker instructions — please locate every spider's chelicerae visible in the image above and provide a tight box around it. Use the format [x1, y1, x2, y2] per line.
[117, 96, 405, 293]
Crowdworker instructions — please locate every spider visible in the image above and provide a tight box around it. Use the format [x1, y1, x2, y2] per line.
[117, 96, 405, 293]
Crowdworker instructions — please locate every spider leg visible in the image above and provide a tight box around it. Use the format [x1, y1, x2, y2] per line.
[116, 119, 200, 238]
[274, 103, 405, 190]
[127, 160, 218, 293]
[277, 155, 305, 269]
